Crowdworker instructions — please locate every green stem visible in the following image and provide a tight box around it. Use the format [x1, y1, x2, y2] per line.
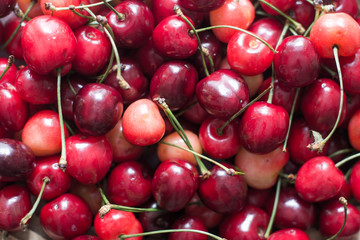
[102, 0, 125, 21]
[327, 197, 348, 240]
[57, 67, 67, 171]
[20, 177, 50, 229]
[264, 177, 282, 238]
[98, 50, 114, 83]
[64, 121, 76, 136]
[0, 55, 14, 81]
[119, 229, 225, 240]
[282, 88, 300, 152]
[70, 7, 93, 20]
[52, 0, 110, 11]
[320, 63, 337, 79]
[328, 148, 355, 160]
[98, 186, 110, 205]
[258, 0, 305, 34]
[335, 152, 360, 168]
[196, 25, 277, 53]
[160, 141, 244, 175]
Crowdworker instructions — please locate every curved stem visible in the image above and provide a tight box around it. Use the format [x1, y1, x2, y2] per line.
[327, 197, 348, 240]
[102, 0, 125, 21]
[328, 148, 355, 160]
[0, 55, 14, 81]
[70, 7, 93, 20]
[20, 177, 50, 229]
[119, 229, 225, 240]
[282, 88, 300, 152]
[196, 25, 277, 53]
[335, 152, 360, 168]
[264, 177, 282, 238]
[57, 67, 67, 171]
[52, 0, 110, 11]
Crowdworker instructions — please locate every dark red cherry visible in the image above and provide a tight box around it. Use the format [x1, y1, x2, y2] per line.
[0, 0, 15, 17]
[74, 83, 123, 136]
[268, 228, 310, 240]
[198, 163, 247, 214]
[196, 69, 249, 118]
[69, 180, 102, 216]
[340, 48, 360, 94]
[246, 187, 274, 209]
[295, 156, 345, 202]
[73, 236, 100, 240]
[349, 160, 360, 202]
[107, 0, 154, 48]
[107, 161, 152, 207]
[21, 15, 76, 75]
[0, 57, 17, 84]
[289, 0, 316, 29]
[220, 205, 270, 240]
[324, 0, 358, 18]
[179, 0, 225, 11]
[152, 15, 198, 59]
[0, 184, 31, 232]
[66, 134, 113, 184]
[15, 66, 57, 105]
[4, 16, 26, 59]
[238, 101, 289, 154]
[0, 138, 35, 180]
[274, 35, 320, 87]
[300, 78, 347, 132]
[72, 25, 111, 76]
[150, 60, 198, 111]
[40, 193, 92, 239]
[26, 155, 72, 201]
[183, 98, 210, 125]
[248, 17, 283, 48]
[260, 0, 296, 16]
[169, 215, 208, 240]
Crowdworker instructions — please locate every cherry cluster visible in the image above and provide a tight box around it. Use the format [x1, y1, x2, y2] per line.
[1, 0, 360, 240]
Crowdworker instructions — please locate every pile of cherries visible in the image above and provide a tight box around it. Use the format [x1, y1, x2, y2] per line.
[2, 0, 360, 239]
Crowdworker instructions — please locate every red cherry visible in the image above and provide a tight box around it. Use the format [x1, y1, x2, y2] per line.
[3, 16, 26, 59]
[248, 17, 283, 48]
[180, 0, 225, 12]
[268, 228, 310, 240]
[73, 236, 100, 240]
[69, 180, 102, 216]
[289, 0, 316, 29]
[0, 57, 17, 84]
[169, 215, 208, 240]
[349, 160, 360, 201]
[340, 48, 360, 94]
[260, 0, 296, 15]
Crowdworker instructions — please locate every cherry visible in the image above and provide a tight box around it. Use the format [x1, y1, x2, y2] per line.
[341, 93, 360, 128]
[152, 159, 198, 212]
[26, 155, 72, 201]
[235, 145, 289, 189]
[72, 25, 111, 76]
[248, 17, 283, 48]
[324, 0, 358, 18]
[15, 66, 57, 105]
[94, 209, 142, 240]
[349, 160, 360, 202]
[0, 0, 15, 17]
[265, 186, 316, 230]
[122, 98, 165, 146]
[289, 0, 315, 29]
[300, 78, 347, 132]
[209, 0, 255, 43]
[238, 101, 289, 154]
[268, 228, 310, 240]
[0, 184, 31, 232]
[40, 193, 92, 239]
[182, 99, 210, 125]
[152, 15, 198, 59]
[295, 156, 345, 202]
[180, 0, 225, 12]
[74, 83, 123, 136]
[0, 138, 35, 180]
[3, 16, 26, 59]
[0, 57, 17, 84]
[169, 215, 208, 240]
[220, 205, 270, 240]
[73, 236, 100, 240]
[22, 110, 69, 157]
[107, 0, 154, 48]
[21, 15, 76, 75]
[107, 161, 152, 207]
[17, 0, 43, 18]
[260, 0, 296, 16]
[198, 163, 247, 214]
[66, 134, 113, 184]
[196, 69, 249, 118]
[274, 35, 320, 87]
[245, 187, 274, 209]
[340, 48, 360, 94]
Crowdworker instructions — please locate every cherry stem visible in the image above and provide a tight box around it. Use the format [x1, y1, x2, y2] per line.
[51, 0, 110, 11]
[154, 98, 209, 176]
[217, 84, 273, 136]
[64, 120, 75, 136]
[282, 88, 300, 152]
[174, 5, 210, 76]
[20, 177, 50, 229]
[320, 63, 337, 79]
[278, 172, 296, 183]
[327, 197, 348, 240]
[0, 55, 14, 81]
[328, 148, 355, 160]
[70, 6, 93, 20]
[160, 141, 244, 175]
[257, 0, 305, 34]
[119, 229, 225, 240]
[102, 0, 125, 21]
[335, 152, 360, 168]
[264, 177, 282, 238]
[57, 67, 67, 171]
[196, 25, 277, 53]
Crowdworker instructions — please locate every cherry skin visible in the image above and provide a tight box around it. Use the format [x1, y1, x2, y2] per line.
[246, 187, 274, 209]
[248, 17, 283, 48]
[349, 160, 360, 202]
[0, 184, 31, 232]
[122, 98, 166, 146]
[268, 228, 310, 240]
[196, 69, 249, 118]
[209, 0, 255, 43]
[183, 99, 210, 125]
[238, 101, 289, 154]
[152, 159, 198, 212]
[0, 0, 15, 17]
[17, 0, 43, 18]
[260, 0, 296, 15]
[310, 12, 360, 58]
[72, 25, 111, 76]
[220, 205, 270, 240]
[150, 60, 198, 111]
[21, 15, 76, 75]
[180, 0, 225, 12]
[169, 215, 208, 240]
[324, 0, 358, 19]
[198, 163, 247, 214]
[227, 31, 274, 76]
[107, 0, 154, 48]
[73, 83, 123, 136]
[152, 15, 198, 59]
[26, 155, 72, 201]
[348, 109, 360, 144]
[73, 236, 100, 240]
[0, 58, 17, 84]
[274, 35, 320, 87]
[66, 134, 113, 184]
[22, 110, 69, 157]
[40, 193, 92, 240]
[4, 17, 26, 59]
[295, 156, 345, 202]
[340, 48, 360, 94]
[289, 0, 316, 29]
[107, 161, 152, 207]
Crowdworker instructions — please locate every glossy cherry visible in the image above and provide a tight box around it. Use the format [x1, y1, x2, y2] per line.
[183, 99, 210, 125]
[169, 215, 208, 240]
[260, 0, 296, 15]
[246, 187, 274, 209]
[268, 228, 310, 240]
[0, 57, 17, 84]
[40, 193, 92, 240]
[4, 17, 26, 59]
[340, 48, 360, 94]
[73, 236, 100, 240]
[289, 0, 315, 29]
[248, 17, 283, 48]
[180, 0, 225, 11]
[349, 160, 360, 201]
[69, 180, 102, 216]
[324, 0, 358, 19]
